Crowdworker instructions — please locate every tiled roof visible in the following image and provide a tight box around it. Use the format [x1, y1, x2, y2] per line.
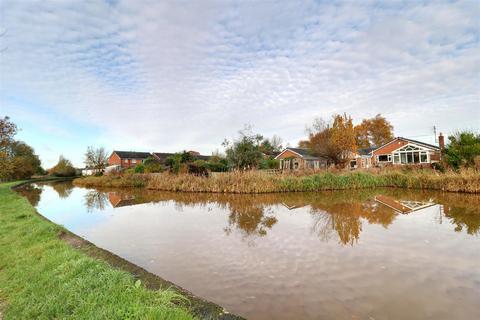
[398, 137, 440, 150]
[113, 151, 151, 159]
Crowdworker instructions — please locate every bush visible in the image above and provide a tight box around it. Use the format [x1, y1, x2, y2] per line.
[134, 164, 145, 173]
[143, 158, 163, 173]
[259, 158, 279, 170]
[49, 156, 76, 177]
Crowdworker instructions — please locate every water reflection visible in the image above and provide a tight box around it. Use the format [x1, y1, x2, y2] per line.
[73, 186, 480, 243]
[16, 182, 480, 320]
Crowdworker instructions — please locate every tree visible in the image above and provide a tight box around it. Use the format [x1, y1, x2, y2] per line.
[0, 116, 17, 152]
[84, 146, 108, 171]
[444, 131, 480, 169]
[330, 114, 356, 165]
[306, 114, 356, 166]
[354, 114, 394, 148]
[0, 116, 43, 181]
[222, 126, 265, 170]
[49, 155, 76, 177]
[10, 141, 42, 179]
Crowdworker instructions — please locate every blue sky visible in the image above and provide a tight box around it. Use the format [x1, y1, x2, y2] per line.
[0, 0, 479, 168]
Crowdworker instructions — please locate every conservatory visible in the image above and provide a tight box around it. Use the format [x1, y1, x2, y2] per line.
[391, 144, 430, 164]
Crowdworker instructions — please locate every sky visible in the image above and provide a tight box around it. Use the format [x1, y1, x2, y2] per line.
[0, 0, 479, 168]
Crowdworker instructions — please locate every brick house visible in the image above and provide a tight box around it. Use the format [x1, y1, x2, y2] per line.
[275, 147, 329, 170]
[350, 136, 442, 168]
[108, 151, 151, 168]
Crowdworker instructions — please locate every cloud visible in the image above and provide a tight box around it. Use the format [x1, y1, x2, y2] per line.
[0, 0, 479, 166]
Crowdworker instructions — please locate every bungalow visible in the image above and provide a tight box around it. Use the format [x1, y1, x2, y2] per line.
[108, 151, 151, 168]
[351, 135, 443, 168]
[275, 147, 329, 170]
[371, 136, 441, 166]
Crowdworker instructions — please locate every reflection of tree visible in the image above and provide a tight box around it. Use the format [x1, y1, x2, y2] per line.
[444, 205, 480, 235]
[224, 200, 278, 238]
[308, 193, 398, 245]
[84, 190, 109, 212]
[16, 184, 42, 207]
[50, 181, 74, 198]
[33, 183, 479, 241]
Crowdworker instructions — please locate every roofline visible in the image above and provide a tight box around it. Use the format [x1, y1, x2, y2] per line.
[371, 137, 439, 154]
[274, 148, 306, 159]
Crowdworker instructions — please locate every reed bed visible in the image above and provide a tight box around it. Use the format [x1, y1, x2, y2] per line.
[73, 169, 480, 193]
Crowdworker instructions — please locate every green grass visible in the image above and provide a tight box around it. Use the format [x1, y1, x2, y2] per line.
[0, 182, 195, 320]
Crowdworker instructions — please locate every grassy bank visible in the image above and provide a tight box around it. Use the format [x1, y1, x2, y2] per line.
[73, 169, 480, 193]
[0, 182, 195, 319]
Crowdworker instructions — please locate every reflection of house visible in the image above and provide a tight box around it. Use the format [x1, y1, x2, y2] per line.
[374, 195, 436, 214]
[350, 135, 443, 168]
[108, 192, 136, 207]
[275, 147, 329, 170]
[108, 151, 151, 168]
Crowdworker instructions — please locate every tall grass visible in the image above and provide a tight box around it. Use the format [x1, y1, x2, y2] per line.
[73, 169, 480, 193]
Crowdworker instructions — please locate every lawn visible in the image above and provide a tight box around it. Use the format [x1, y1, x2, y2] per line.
[0, 182, 195, 320]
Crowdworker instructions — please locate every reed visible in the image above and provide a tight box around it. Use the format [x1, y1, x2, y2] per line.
[73, 169, 480, 193]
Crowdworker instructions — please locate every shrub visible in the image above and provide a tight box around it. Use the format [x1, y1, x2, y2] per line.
[49, 156, 76, 177]
[134, 164, 145, 173]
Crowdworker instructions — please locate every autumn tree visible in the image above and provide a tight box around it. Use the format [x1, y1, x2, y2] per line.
[84, 146, 108, 171]
[354, 114, 394, 148]
[305, 114, 356, 166]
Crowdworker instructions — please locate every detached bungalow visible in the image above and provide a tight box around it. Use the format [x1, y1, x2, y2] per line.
[351, 135, 443, 168]
[108, 151, 151, 168]
[275, 147, 329, 170]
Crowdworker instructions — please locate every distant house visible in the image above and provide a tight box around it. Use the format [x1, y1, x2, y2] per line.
[108, 151, 151, 168]
[350, 136, 442, 168]
[275, 147, 329, 170]
[350, 147, 376, 169]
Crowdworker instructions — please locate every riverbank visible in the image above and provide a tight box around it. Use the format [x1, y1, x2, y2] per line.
[0, 182, 239, 319]
[73, 169, 480, 193]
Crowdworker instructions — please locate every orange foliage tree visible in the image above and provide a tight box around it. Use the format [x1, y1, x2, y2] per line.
[354, 114, 394, 148]
[304, 114, 356, 166]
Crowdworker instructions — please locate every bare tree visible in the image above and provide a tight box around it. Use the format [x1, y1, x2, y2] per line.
[84, 146, 108, 171]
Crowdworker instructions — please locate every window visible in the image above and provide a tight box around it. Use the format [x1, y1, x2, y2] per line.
[393, 154, 400, 164]
[378, 155, 389, 162]
[420, 152, 428, 163]
[124, 159, 129, 163]
[132, 159, 137, 164]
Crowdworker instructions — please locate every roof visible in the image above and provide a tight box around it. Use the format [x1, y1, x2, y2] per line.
[275, 147, 326, 160]
[357, 147, 376, 155]
[372, 137, 440, 153]
[397, 137, 440, 150]
[112, 151, 151, 159]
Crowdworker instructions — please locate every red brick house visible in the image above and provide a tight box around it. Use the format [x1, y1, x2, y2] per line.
[108, 151, 151, 168]
[275, 147, 329, 170]
[350, 136, 442, 168]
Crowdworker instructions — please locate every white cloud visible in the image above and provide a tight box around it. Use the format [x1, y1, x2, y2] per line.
[0, 0, 479, 166]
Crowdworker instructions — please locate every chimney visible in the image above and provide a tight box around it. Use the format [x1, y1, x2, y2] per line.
[439, 133, 445, 151]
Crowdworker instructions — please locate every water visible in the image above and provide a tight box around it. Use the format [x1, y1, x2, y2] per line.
[17, 181, 480, 320]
